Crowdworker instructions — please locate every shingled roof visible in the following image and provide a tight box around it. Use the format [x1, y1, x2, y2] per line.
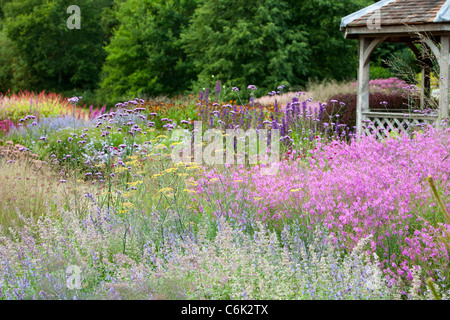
[341, 0, 450, 29]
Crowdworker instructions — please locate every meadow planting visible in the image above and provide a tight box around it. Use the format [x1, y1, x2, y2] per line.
[0, 83, 449, 300]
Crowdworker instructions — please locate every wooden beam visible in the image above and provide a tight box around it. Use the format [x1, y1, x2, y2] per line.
[344, 23, 450, 39]
[361, 111, 436, 121]
[363, 37, 388, 65]
[405, 42, 432, 108]
[424, 38, 441, 61]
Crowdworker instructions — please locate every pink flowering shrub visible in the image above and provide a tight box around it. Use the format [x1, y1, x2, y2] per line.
[352, 77, 410, 93]
[192, 125, 450, 287]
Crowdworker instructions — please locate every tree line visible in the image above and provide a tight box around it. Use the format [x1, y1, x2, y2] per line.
[1, 0, 393, 105]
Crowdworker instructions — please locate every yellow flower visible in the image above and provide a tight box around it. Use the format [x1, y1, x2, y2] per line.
[253, 197, 263, 201]
[152, 173, 164, 178]
[174, 161, 186, 167]
[126, 180, 143, 187]
[187, 180, 198, 186]
[155, 135, 167, 139]
[290, 188, 301, 192]
[234, 180, 243, 183]
[123, 202, 134, 208]
[159, 187, 173, 194]
[183, 189, 196, 194]
[155, 144, 167, 149]
[125, 160, 138, 166]
[177, 173, 188, 177]
[210, 178, 219, 182]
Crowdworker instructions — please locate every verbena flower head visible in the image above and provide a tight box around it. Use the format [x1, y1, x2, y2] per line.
[68, 96, 82, 104]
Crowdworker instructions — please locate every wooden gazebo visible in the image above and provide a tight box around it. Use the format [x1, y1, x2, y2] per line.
[341, 0, 450, 137]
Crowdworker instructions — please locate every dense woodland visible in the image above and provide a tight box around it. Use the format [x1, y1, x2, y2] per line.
[0, 0, 416, 105]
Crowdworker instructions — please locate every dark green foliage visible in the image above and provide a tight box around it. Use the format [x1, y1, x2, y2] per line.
[181, 0, 310, 96]
[2, 0, 112, 92]
[287, 0, 375, 82]
[0, 0, 422, 99]
[371, 42, 420, 81]
[0, 30, 33, 93]
[98, 0, 199, 103]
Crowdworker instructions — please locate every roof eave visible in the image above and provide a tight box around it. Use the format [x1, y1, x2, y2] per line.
[342, 23, 450, 39]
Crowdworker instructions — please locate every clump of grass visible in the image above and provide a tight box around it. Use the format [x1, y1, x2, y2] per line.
[0, 159, 66, 232]
[305, 79, 357, 102]
[255, 91, 302, 106]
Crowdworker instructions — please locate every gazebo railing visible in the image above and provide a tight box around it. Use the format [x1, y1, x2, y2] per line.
[361, 110, 437, 139]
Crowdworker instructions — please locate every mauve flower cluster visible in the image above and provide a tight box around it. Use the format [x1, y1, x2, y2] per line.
[7, 116, 93, 141]
[145, 217, 400, 300]
[197, 94, 334, 149]
[192, 125, 450, 286]
[353, 77, 410, 93]
[0, 202, 402, 300]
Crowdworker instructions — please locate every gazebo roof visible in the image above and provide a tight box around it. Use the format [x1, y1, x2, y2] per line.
[341, 0, 450, 38]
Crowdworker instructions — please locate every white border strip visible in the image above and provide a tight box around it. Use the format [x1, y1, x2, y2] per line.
[341, 0, 397, 29]
[434, 0, 450, 22]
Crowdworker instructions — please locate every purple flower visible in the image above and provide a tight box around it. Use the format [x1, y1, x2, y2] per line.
[215, 80, 221, 94]
[247, 85, 257, 90]
[68, 96, 82, 104]
[232, 87, 239, 92]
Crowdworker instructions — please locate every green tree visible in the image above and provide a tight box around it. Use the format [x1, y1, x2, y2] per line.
[98, 0, 199, 102]
[0, 30, 33, 93]
[288, 0, 375, 82]
[2, 0, 112, 92]
[181, 0, 310, 96]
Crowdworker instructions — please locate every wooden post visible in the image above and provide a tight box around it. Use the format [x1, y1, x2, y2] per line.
[406, 42, 431, 109]
[421, 60, 431, 109]
[439, 35, 450, 123]
[357, 37, 371, 135]
[356, 36, 386, 135]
